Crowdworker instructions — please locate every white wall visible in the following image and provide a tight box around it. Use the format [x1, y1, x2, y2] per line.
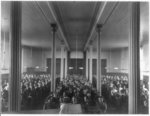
[120, 48, 129, 73]
[1, 31, 10, 70]
[1, 37, 148, 75]
[86, 47, 129, 73]
[140, 42, 149, 75]
[70, 51, 83, 59]
[22, 46, 67, 72]
[109, 48, 129, 73]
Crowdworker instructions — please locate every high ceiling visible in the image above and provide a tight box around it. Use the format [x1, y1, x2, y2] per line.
[51, 2, 101, 51]
[1, 1, 149, 51]
[93, 2, 130, 50]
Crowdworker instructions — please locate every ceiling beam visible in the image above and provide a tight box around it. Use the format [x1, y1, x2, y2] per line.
[35, 1, 70, 51]
[47, 2, 70, 51]
[84, 2, 107, 51]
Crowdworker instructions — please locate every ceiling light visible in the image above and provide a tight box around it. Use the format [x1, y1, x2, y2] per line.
[114, 67, 119, 70]
[69, 67, 73, 69]
[79, 67, 84, 70]
[35, 66, 39, 69]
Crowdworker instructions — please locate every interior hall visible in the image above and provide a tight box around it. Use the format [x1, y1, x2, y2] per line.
[1, 1, 149, 114]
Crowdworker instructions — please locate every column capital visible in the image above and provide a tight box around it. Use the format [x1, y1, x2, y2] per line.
[96, 24, 103, 32]
[51, 23, 58, 32]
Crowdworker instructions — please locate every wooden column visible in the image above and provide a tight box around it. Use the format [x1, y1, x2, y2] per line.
[128, 2, 140, 114]
[9, 1, 22, 112]
[83, 51, 86, 76]
[96, 24, 102, 95]
[67, 51, 70, 76]
[86, 49, 89, 79]
[60, 42, 64, 81]
[51, 23, 57, 92]
[64, 48, 68, 78]
[0, 29, 1, 114]
[89, 45, 93, 83]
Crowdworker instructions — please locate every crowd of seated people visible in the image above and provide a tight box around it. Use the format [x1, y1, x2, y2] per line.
[139, 81, 149, 114]
[21, 73, 51, 110]
[43, 75, 107, 114]
[43, 92, 60, 109]
[101, 73, 129, 113]
[101, 73, 149, 114]
[1, 79, 9, 112]
[1, 72, 149, 114]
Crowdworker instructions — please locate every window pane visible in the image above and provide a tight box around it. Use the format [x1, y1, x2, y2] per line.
[139, 2, 149, 114]
[20, 2, 64, 111]
[1, 1, 11, 112]
[21, 2, 52, 110]
[93, 2, 130, 114]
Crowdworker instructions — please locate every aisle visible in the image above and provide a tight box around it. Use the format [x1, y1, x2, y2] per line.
[59, 103, 82, 114]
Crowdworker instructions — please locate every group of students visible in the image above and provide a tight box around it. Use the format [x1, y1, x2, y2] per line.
[1, 80, 9, 111]
[21, 73, 51, 110]
[101, 74, 129, 113]
[44, 76, 107, 113]
[1, 72, 149, 114]
[101, 73, 149, 114]
[140, 81, 149, 114]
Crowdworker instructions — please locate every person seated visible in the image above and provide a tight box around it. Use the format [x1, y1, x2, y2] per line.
[91, 88, 98, 102]
[43, 93, 59, 109]
[118, 84, 123, 95]
[67, 88, 74, 99]
[120, 85, 128, 96]
[2, 86, 8, 103]
[72, 96, 77, 104]
[85, 93, 94, 106]
[111, 86, 118, 96]
[83, 88, 88, 96]
[62, 92, 71, 103]
[43, 98, 51, 109]
[96, 96, 107, 113]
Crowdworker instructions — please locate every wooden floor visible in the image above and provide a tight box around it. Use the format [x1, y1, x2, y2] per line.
[19, 109, 60, 114]
[2, 105, 127, 114]
[2, 109, 60, 114]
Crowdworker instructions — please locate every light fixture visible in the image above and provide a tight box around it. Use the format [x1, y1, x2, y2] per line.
[35, 66, 39, 69]
[114, 67, 119, 70]
[69, 67, 73, 69]
[79, 67, 84, 70]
